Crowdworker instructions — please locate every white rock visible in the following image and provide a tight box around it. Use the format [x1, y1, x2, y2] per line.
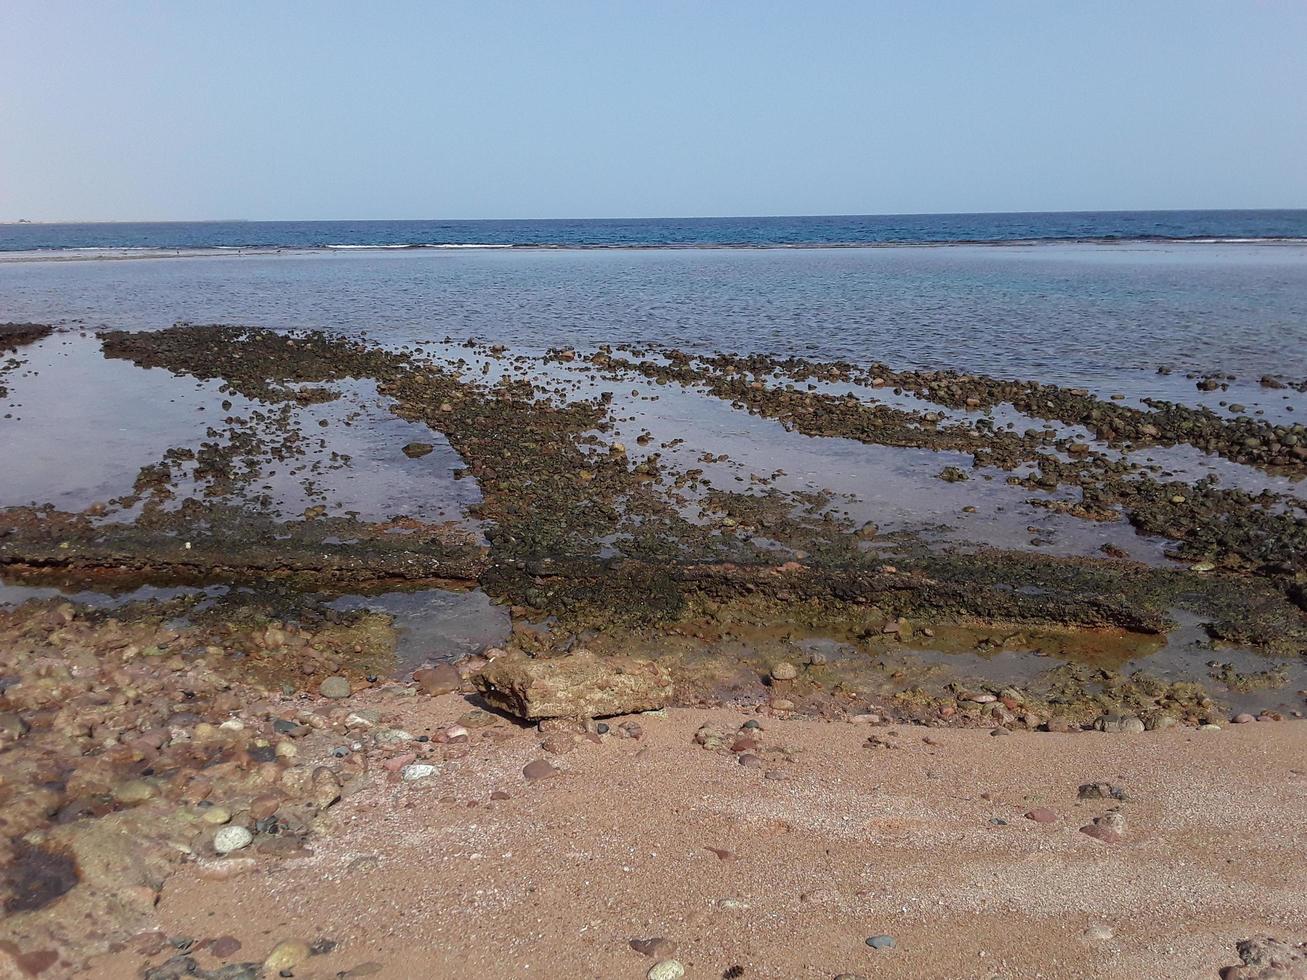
[648, 961, 685, 980]
[213, 825, 253, 854]
[401, 763, 439, 781]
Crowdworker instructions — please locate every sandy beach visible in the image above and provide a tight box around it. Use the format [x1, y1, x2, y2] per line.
[72, 692, 1307, 980]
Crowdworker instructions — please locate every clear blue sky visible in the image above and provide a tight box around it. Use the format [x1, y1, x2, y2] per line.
[2, 0, 1304, 221]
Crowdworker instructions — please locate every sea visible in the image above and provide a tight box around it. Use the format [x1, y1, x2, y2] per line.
[1, 210, 1305, 386]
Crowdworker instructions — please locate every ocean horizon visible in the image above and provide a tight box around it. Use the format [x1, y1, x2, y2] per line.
[2, 208, 1306, 253]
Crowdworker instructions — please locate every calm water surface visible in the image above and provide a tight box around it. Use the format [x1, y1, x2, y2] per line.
[2, 243, 1305, 387]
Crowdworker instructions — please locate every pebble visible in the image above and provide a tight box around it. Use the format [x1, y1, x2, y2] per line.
[400, 763, 438, 782]
[319, 676, 352, 699]
[201, 806, 232, 825]
[647, 960, 685, 980]
[523, 759, 559, 781]
[263, 940, 310, 974]
[412, 663, 460, 695]
[1084, 925, 1115, 941]
[865, 935, 896, 950]
[1098, 714, 1146, 734]
[1233, 713, 1256, 724]
[1079, 823, 1123, 844]
[737, 753, 765, 768]
[112, 779, 156, 805]
[209, 936, 242, 958]
[629, 937, 677, 958]
[213, 826, 253, 854]
[1199, 723, 1222, 731]
[770, 662, 799, 681]
[1024, 808, 1057, 824]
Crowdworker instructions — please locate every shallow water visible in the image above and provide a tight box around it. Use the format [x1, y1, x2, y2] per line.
[2, 244, 1306, 387]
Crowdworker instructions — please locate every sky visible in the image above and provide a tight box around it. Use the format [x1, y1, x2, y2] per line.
[1, 0, 1305, 221]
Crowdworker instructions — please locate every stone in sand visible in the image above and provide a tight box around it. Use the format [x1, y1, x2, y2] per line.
[402, 442, 434, 458]
[213, 826, 253, 854]
[522, 759, 559, 781]
[413, 663, 461, 695]
[473, 650, 672, 720]
[319, 676, 352, 699]
[264, 940, 311, 973]
[647, 961, 685, 980]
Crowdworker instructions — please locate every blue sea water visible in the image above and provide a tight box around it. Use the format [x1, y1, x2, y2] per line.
[1, 212, 1305, 392]
[1, 210, 1306, 252]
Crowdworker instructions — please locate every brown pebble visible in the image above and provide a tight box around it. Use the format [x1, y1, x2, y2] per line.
[629, 937, 677, 958]
[1080, 823, 1123, 844]
[522, 759, 559, 781]
[1025, 808, 1057, 824]
[208, 936, 242, 958]
[738, 753, 765, 768]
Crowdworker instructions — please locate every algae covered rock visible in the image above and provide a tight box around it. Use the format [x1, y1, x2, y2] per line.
[473, 650, 672, 720]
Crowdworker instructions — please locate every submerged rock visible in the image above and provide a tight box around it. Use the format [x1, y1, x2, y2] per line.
[473, 650, 672, 720]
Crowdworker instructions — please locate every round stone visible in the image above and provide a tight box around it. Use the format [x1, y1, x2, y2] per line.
[647, 960, 685, 980]
[201, 806, 232, 825]
[770, 662, 799, 681]
[213, 825, 253, 854]
[319, 676, 352, 699]
[263, 940, 310, 973]
[865, 935, 896, 950]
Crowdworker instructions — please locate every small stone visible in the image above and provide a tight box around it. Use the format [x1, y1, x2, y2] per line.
[209, 936, 242, 958]
[1233, 713, 1256, 724]
[402, 442, 434, 458]
[629, 937, 677, 958]
[1098, 714, 1145, 734]
[213, 826, 253, 854]
[737, 753, 765, 768]
[865, 935, 896, 950]
[112, 779, 156, 805]
[648, 961, 685, 980]
[201, 806, 232, 825]
[1024, 808, 1056, 824]
[401, 764, 438, 782]
[523, 759, 558, 781]
[770, 662, 799, 681]
[1084, 925, 1115, 941]
[1080, 823, 1123, 844]
[319, 676, 352, 699]
[413, 663, 461, 695]
[264, 940, 311, 974]
[1199, 723, 1222, 731]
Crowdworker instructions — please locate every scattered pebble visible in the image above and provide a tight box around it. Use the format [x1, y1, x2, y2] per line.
[213, 826, 253, 855]
[319, 676, 352, 699]
[648, 959, 686, 980]
[400, 764, 438, 782]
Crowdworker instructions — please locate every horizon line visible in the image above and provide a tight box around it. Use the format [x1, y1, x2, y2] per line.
[3, 206, 1306, 226]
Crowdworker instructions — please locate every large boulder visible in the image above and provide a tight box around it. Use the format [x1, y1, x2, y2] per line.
[473, 650, 672, 720]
